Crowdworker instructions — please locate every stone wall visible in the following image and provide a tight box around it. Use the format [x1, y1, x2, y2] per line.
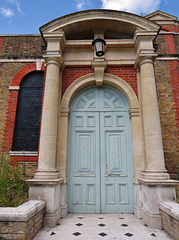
[159, 202, 179, 240]
[0, 200, 45, 240]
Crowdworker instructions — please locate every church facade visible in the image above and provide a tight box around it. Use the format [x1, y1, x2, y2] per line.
[0, 10, 178, 228]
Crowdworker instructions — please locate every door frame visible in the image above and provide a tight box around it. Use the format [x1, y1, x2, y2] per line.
[57, 73, 144, 213]
[67, 85, 134, 213]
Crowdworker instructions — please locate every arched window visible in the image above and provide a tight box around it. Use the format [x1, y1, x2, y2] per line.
[12, 71, 44, 151]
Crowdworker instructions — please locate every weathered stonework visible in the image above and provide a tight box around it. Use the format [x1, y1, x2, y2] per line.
[0, 200, 45, 240]
[159, 202, 179, 240]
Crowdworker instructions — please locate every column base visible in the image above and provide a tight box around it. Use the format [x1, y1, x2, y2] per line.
[134, 183, 142, 219]
[44, 207, 61, 228]
[61, 204, 68, 218]
[34, 169, 60, 179]
[135, 178, 178, 229]
[134, 204, 142, 219]
[26, 178, 63, 228]
[141, 207, 162, 229]
[141, 170, 170, 180]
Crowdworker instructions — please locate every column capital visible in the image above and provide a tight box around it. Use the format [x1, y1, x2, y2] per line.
[135, 53, 158, 69]
[44, 56, 63, 68]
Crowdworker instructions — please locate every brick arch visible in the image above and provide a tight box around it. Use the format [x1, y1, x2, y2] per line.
[11, 63, 45, 86]
[3, 63, 45, 163]
[161, 26, 172, 32]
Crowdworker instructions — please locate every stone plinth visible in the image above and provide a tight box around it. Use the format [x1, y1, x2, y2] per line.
[135, 179, 178, 228]
[27, 178, 65, 228]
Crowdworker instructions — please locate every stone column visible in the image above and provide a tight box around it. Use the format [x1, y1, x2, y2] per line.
[34, 57, 61, 179]
[139, 56, 169, 180]
[27, 57, 64, 227]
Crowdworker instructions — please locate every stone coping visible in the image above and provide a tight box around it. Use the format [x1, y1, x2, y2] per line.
[159, 202, 179, 221]
[0, 200, 45, 222]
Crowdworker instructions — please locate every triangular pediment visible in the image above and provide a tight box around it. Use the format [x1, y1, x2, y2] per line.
[145, 10, 177, 21]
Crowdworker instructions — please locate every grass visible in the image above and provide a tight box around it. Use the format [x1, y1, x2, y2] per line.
[0, 152, 29, 207]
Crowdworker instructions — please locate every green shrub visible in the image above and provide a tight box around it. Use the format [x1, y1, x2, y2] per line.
[0, 152, 29, 207]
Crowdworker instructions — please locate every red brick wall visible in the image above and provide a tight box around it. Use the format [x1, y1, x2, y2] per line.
[105, 67, 138, 96]
[2, 64, 45, 167]
[62, 66, 138, 96]
[3, 90, 18, 151]
[161, 24, 179, 32]
[0, 62, 28, 150]
[62, 67, 94, 96]
[165, 35, 176, 54]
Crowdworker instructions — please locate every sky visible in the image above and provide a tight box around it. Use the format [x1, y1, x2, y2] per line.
[0, 0, 178, 34]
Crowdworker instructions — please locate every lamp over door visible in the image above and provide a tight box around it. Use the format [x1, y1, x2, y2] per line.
[92, 37, 106, 57]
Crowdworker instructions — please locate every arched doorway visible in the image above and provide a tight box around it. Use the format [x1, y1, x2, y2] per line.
[67, 85, 134, 213]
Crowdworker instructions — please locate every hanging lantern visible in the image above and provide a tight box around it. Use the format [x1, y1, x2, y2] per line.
[92, 37, 106, 57]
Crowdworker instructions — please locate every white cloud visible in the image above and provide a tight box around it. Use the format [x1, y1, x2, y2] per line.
[6, 0, 24, 14]
[76, 0, 85, 10]
[75, 0, 91, 11]
[101, 0, 161, 14]
[0, 7, 14, 17]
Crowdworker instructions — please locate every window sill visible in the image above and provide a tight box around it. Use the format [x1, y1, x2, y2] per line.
[9, 151, 38, 156]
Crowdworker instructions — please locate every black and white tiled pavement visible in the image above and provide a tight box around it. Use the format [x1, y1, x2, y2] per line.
[34, 214, 172, 240]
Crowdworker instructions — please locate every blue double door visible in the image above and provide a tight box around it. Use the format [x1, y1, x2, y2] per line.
[67, 86, 134, 213]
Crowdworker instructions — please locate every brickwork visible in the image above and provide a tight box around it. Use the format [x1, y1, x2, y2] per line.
[105, 67, 138, 96]
[0, 35, 43, 59]
[154, 25, 179, 181]
[62, 66, 138, 97]
[161, 24, 179, 33]
[0, 63, 45, 179]
[174, 35, 179, 54]
[165, 35, 176, 54]
[168, 60, 179, 135]
[17, 161, 37, 179]
[155, 35, 168, 54]
[62, 67, 93, 96]
[0, 204, 44, 240]
[155, 60, 179, 179]
[0, 63, 29, 151]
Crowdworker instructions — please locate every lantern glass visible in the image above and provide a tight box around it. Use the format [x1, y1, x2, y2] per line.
[92, 37, 106, 57]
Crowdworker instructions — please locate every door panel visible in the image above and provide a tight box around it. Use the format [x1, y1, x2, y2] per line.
[68, 112, 100, 213]
[100, 112, 133, 213]
[68, 86, 134, 213]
